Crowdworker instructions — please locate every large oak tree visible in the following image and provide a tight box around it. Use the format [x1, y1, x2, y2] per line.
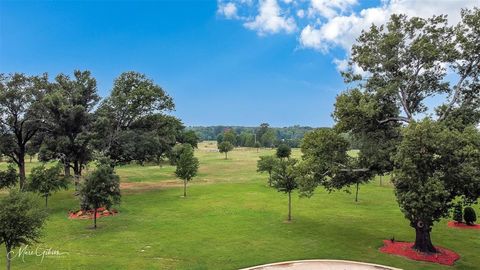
[333, 9, 480, 253]
[0, 73, 48, 189]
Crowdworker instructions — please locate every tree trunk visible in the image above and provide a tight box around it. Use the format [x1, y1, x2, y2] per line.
[379, 175, 382, 186]
[412, 221, 437, 253]
[94, 208, 97, 229]
[64, 163, 71, 177]
[73, 161, 81, 191]
[6, 247, 11, 270]
[45, 195, 48, 208]
[225, 152, 228, 159]
[183, 179, 187, 197]
[268, 172, 272, 187]
[18, 154, 26, 190]
[355, 182, 359, 202]
[288, 191, 292, 221]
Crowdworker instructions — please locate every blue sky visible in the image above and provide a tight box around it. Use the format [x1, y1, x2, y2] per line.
[0, 0, 475, 127]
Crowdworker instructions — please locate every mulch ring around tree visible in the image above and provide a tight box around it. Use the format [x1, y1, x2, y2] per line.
[447, 221, 480, 230]
[379, 240, 460, 266]
[68, 208, 118, 219]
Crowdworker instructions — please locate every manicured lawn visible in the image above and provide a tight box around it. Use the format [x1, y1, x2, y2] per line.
[1, 142, 479, 269]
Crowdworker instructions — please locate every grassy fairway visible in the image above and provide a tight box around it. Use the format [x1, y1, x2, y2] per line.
[1, 142, 479, 270]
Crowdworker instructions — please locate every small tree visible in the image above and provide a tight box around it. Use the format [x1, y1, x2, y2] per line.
[0, 191, 47, 270]
[257, 155, 278, 186]
[175, 144, 199, 197]
[254, 141, 261, 152]
[27, 164, 69, 208]
[276, 144, 291, 159]
[80, 165, 121, 229]
[464, 207, 477, 225]
[453, 203, 463, 223]
[271, 158, 299, 221]
[218, 141, 234, 159]
[0, 165, 18, 190]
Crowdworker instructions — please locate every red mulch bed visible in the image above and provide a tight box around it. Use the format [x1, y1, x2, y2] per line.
[68, 207, 118, 219]
[379, 240, 460, 266]
[447, 221, 480, 230]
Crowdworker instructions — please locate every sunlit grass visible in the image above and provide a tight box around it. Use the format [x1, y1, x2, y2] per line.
[0, 142, 478, 270]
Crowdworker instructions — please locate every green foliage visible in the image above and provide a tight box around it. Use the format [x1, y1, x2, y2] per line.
[334, 8, 480, 252]
[276, 144, 291, 159]
[189, 124, 314, 147]
[300, 128, 349, 189]
[0, 191, 47, 269]
[222, 129, 237, 145]
[175, 144, 199, 197]
[271, 158, 301, 221]
[41, 70, 99, 177]
[175, 144, 199, 182]
[394, 119, 480, 237]
[464, 207, 477, 225]
[271, 159, 299, 194]
[453, 203, 463, 223]
[260, 129, 276, 148]
[218, 141, 234, 159]
[178, 130, 199, 148]
[94, 72, 176, 166]
[257, 155, 278, 186]
[27, 164, 69, 207]
[0, 165, 18, 190]
[0, 73, 48, 189]
[80, 165, 121, 228]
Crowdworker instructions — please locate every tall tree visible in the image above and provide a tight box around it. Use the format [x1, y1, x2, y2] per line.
[27, 164, 69, 208]
[261, 129, 276, 148]
[175, 144, 199, 197]
[94, 72, 174, 166]
[41, 70, 99, 183]
[0, 73, 48, 189]
[80, 164, 121, 229]
[333, 9, 480, 252]
[0, 191, 47, 270]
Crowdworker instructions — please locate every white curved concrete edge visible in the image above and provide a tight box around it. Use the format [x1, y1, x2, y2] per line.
[239, 259, 403, 270]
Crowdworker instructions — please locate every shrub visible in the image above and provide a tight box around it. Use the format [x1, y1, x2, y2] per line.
[464, 206, 477, 225]
[453, 203, 463, 223]
[276, 144, 291, 159]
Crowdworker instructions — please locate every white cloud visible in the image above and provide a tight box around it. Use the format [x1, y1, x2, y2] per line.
[218, 2, 239, 19]
[333, 58, 367, 76]
[244, 0, 297, 35]
[299, 0, 477, 53]
[218, 0, 478, 68]
[296, 9, 305, 18]
[309, 0, 357, 19]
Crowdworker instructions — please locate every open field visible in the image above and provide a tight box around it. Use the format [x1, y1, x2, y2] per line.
[0, 141, 479, 270]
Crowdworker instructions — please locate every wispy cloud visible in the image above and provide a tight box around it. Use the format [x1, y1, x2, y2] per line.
[218, 0, 478, 70]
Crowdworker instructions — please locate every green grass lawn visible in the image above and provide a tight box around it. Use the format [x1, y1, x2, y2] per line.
[1, 142, 479, 270]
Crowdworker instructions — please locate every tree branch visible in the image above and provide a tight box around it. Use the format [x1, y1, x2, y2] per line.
[378, 116, 411, 124]
[439, 61, 475, 121]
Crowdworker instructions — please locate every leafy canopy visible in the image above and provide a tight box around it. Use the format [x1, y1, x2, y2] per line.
[175, 144, 199, 182]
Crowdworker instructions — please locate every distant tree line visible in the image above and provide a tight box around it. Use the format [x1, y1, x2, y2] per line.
[189, 124, 316, 148]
